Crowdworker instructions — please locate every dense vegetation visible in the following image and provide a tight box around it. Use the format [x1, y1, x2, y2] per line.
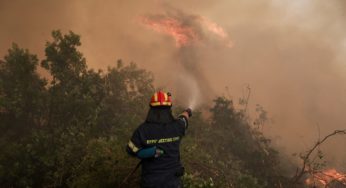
[0, 31, 294, 187]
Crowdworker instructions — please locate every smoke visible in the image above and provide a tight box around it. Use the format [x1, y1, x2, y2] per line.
[138, 7, 232, 109]
[1, 0, 346, 170]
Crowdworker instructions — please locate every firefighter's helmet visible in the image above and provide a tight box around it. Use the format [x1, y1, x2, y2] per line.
[150, 91, 172, 107]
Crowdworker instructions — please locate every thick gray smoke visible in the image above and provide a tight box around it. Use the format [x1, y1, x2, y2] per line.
[1, 0, 346, 171]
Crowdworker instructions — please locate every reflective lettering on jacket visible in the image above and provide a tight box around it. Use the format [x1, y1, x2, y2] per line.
[146, 136, 180, 145]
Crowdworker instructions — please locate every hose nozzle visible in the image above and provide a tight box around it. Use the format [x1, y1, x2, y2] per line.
[184, 108, 192, 117]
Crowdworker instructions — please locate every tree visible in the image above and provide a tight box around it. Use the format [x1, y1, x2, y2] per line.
[0, 43, 46, 134]
[40, 30, 94, 128]
[0, 44, 47, 187]
[97, 60, 154, 135]
[42, 30, 87, 85]
[207, 96, 282, 187]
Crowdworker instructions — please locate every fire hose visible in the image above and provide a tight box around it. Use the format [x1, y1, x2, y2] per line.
[120, 161, 142, 187]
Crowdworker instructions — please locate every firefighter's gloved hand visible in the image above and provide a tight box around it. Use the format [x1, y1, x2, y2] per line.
[154, 148, 164, 158]
[184, 108, 192, 117]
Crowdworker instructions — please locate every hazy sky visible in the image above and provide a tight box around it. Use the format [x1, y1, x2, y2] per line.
[1, 0, 346, 169]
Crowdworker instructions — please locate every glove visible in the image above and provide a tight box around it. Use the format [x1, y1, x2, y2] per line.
[154, 148, 164, 158]
[184, 108, 192, 117]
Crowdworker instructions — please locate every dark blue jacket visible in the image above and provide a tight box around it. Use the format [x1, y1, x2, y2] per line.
[127, 116, 188, 187]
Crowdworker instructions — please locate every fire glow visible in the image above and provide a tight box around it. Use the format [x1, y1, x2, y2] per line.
[139, 13, 232, 48]
[137, 8, 233, 109]
[305, 168, 346, 187]
[139, 16, 199, 47]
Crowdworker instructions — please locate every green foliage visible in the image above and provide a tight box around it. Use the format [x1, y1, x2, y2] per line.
[0, 30, 291, 188]
[41, 30, 86, 84]
[179, 96, 286, 187]
[236, 174, 263, 188]
[0, 43, 46, 131]
[68, 137, 130, 188]
[183, 173, 214, 188]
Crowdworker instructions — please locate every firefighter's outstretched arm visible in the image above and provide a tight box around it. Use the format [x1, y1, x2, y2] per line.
[177, 108, 192, 132]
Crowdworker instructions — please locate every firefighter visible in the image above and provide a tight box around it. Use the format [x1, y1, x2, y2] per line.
[126, 91, 192, 188]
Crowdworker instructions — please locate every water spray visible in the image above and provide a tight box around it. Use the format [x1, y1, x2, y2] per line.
[177, 73, 201, 110]
[187, 79, 199, 110]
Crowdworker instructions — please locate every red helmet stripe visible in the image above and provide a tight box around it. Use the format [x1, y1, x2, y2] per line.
[150, 91, 172, 107]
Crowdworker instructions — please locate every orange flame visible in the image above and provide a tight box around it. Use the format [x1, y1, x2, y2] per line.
[138, 13, 232, 48]
[306, 168, 346, 187]
[139, 16, 199, 47]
